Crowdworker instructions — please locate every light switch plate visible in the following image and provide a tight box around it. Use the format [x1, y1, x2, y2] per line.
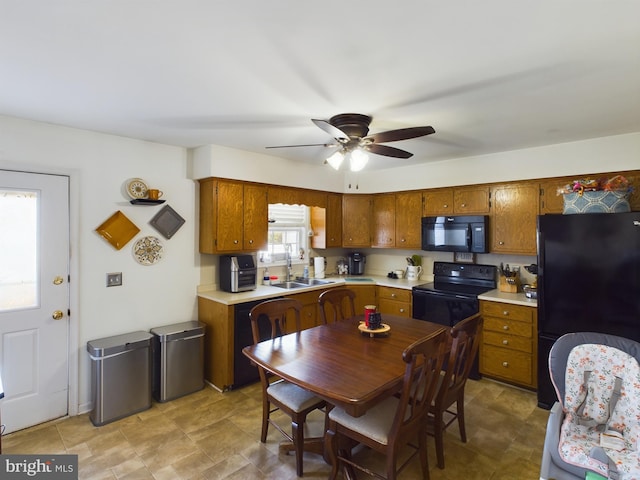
[107, 272, 122, 287]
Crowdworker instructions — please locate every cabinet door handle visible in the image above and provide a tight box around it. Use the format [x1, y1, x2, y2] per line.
[391, 293, 396, 298]
[443, 204, 448, 208]
[502, 361, 509, 368]
[502, 311, 509, 316]
[461, 203, 466, 207]
[399, 308, 405, 313]
[499, 241, 505, 245]
[233, 239, 239, 244]
[502, 339, 509, 345]
[248, 239, 253, 244]
[503, 325, 509, 330]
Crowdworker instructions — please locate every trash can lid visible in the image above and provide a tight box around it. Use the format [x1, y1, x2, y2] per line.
[150, 321, 205, 342]
[87, 331, 153, 357]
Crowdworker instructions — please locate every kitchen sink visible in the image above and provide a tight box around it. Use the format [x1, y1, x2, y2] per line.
[270, 281, 309, 289]
[294, 277, 334, 286]
[271, 278, 335, 289]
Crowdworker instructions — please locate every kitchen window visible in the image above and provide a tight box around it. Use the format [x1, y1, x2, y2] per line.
[259, 204, 309, 266]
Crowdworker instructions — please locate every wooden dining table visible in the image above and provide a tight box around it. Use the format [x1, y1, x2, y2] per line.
[242, 314, 446, 418]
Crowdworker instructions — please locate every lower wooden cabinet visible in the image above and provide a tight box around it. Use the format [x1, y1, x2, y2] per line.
[349, 284, 377, 315]
[479, 300, 538, 389]
[377, 286, 411, 318]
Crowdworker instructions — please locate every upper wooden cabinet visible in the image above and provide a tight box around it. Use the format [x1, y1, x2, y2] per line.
[423, 188, 453, 216]
[343, 194, 372, 247]
[490, 183, 539, 255]
[310, 193, 342, 249]
[372, 194, 396, 248]
[423, 186, 490, 216]
[454, 186, 490, 214]
[199, 178, 268, 253]
[395, 191, 423, 248]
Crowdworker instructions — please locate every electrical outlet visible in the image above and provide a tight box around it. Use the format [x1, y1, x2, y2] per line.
[107, 272, 122, 287]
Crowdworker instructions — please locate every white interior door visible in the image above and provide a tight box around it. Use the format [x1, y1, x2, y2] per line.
[0, 170, 70, 433]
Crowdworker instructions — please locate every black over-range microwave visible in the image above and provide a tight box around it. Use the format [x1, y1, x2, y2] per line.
[421, 215, 489, 253]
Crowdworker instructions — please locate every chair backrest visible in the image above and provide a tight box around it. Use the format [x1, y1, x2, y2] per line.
[434, 313, 483, 408]
[390, 329, 449, 444]
[318, 288, 357, 324]
[249, 298, 303, 344]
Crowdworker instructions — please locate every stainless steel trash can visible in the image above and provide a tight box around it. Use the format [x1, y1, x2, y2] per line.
[151, 321, 205, 402]
[87, 331, 153, 426]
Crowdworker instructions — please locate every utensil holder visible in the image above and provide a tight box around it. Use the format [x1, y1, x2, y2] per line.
[499, 275, 519, 293]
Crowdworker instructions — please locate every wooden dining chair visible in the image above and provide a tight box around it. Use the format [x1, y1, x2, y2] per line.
[325, 328, 449, 480]
[318, 287, 357, 324]
[428, 312, 483, 469]
[249, 298, 326, 477]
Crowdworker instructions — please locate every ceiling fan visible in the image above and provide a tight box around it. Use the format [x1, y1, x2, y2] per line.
[266, 113, 435, 170]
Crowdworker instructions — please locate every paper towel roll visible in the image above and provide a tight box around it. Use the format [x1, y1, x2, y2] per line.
[314, 257, 325, 278]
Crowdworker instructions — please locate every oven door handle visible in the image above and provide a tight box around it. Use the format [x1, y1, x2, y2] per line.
[412, 289, 474, 301]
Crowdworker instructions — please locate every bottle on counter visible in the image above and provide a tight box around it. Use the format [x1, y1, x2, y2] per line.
[263, 268, 270, 286]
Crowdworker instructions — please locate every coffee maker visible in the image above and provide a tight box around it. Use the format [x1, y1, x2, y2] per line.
[348, 252, 366, 275]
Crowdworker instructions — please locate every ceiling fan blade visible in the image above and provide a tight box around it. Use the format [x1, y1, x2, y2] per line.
[265, 143, 338, 149]
[364, 144, 413, 159]
[311, 119, 350, 141]
[365, 126, 435, 144]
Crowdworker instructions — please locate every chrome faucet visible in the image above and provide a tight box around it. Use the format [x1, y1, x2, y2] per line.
[285, 244, 293, 281]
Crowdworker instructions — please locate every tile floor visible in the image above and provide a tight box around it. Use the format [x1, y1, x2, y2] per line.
[2, 378, 549, 479]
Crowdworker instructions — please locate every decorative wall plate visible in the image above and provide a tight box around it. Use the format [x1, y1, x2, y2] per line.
[132, 236, 163, 265]
[149, 204, 185, 239]
[126, 178, 149, 199]
[95, 211, 140, 250]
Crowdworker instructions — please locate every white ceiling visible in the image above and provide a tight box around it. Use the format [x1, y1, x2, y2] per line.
[1, 1, 639, 170]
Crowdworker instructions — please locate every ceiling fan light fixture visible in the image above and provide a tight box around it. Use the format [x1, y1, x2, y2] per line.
[349, 149, 369, 172]
[326, 150, 344, 170]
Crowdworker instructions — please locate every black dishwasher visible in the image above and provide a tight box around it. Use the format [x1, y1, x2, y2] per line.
[233, 298, 282, 388]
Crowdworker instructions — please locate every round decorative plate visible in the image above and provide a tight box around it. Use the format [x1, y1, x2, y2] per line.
[126, 178, 149, 199]
[132, 236, 163, 265]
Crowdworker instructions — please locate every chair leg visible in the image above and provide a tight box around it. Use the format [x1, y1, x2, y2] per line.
[292, 418, 304, 477]
[325, 426, 340, 480]
[261, 399, 270, 443]
[434, 413, 445, 469]
[456, 393, 467, 443]
[418, 429, 431, 480]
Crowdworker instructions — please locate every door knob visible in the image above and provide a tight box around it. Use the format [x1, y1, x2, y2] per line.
[52, 310, 64, 320]
[53, 276, 64, 285]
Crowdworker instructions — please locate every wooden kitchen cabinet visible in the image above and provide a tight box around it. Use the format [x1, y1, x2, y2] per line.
[372, 193, 396, 247]
[377, 286, 411, 317]
[423, 188, 454, 216]
[198, 296, 235, 390]
[423, 186, 490, 216]
[490, 183, 539, 254]
[199, 178, 268, 253]
[310, 193, 343, 249]
[395, 191, 422, 248]
[453, 186, 490, 214]
[349, 284, 377, 314]
[480, 300, 537, 389]
[342, 194, 372, 247]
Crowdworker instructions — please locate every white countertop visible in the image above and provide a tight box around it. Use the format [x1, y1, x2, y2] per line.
[198, 274, 429, 306]
[198, 275, 537, 308]
[478, 289, 538, 307]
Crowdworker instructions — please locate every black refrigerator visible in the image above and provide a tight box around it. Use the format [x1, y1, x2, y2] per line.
[537, 212, 640, 409]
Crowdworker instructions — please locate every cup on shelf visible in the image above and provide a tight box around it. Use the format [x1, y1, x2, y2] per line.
[147, 189, 163, 200]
